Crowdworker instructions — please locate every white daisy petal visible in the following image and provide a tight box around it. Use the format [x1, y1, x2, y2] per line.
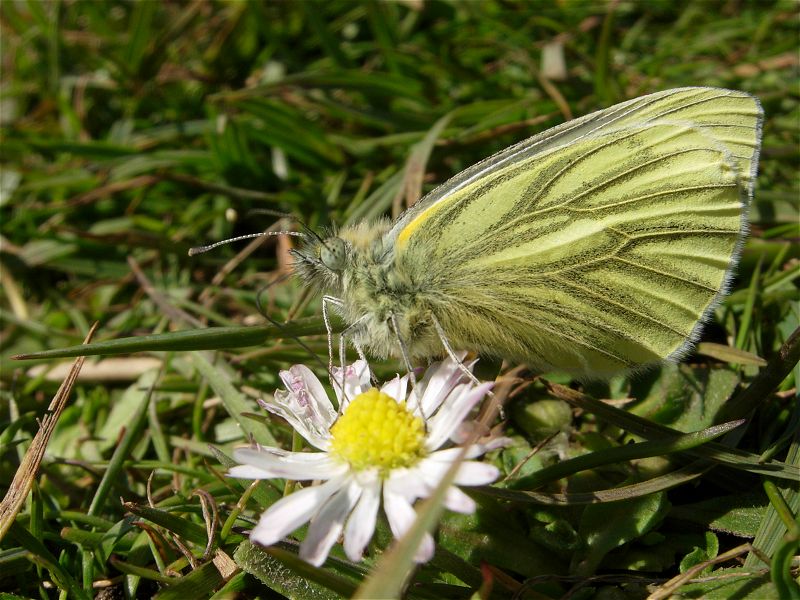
[444, 486, 477, 514]
[415, 457, 449, 482]
[429, 440, 510, 462]
[423, 452, 500, 487]
[424, 382, 494, 451]
[418, 354, 472, 418]
[343, 475, 381, 561]
[231, 448, 346, 481]
[229, 464, 293, 480]
[383, 488, 435, 563]
[332, 360, 372, 408]
[414, 454, 500, 491]
[425, 447, 461, 461]
[249, 476, 346, 547]
[380, 374, 408, 403]
[300, 479, 363, 567]
[385, 469, 430, 504]
[454, 461, 500, 486]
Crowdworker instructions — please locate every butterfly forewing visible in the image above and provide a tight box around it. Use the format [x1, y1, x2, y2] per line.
[393, 88, 762, 376]
[393, 88, 761, 243]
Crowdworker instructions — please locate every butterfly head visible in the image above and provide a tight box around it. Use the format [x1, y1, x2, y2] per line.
[291, 233, 351, 292]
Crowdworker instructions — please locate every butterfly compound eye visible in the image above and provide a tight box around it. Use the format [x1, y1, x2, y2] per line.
[319, 237, 347, 272]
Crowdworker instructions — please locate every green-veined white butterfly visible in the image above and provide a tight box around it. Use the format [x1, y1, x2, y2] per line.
[198, 87, 762, 379]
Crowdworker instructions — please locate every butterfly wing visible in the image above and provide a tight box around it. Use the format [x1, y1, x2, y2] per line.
[392, 88, 762, 376]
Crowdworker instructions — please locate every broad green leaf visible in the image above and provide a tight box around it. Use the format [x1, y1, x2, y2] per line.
[438, 510, 565, 578]
[678, 531, 719, 575]
[628, 364, 740, 431]
[669, 494, 768, 537]
[571, 491, 670, 576]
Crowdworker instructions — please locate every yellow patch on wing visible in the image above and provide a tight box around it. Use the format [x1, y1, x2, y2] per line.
[396, 196, 459, 250]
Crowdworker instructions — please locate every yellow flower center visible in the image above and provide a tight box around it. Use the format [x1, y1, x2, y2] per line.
[330, 388, 426, 474]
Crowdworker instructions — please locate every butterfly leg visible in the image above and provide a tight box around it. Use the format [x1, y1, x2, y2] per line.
[430, 313, 484, 387]
[332, 312, 370, 411]
[322, 294, 345, 395]
[337, 322, 362, 410]
[350, 337, 376, 386]
[388, 312, 424, 414]
[430, 313, 503, 417]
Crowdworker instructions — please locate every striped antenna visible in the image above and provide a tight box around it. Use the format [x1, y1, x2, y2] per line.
[187, 231, 305, 256]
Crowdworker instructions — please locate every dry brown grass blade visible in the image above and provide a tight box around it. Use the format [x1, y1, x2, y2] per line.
[0, 322, 98, 542]
[646, 543, 764, 600]
[26, 357, 163, 382]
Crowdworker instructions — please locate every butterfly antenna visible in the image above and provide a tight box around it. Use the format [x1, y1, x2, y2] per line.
[301, 222, 326, 245]
[187, 231, 304, 256]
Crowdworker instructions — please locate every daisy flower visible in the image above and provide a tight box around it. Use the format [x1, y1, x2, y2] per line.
[228, 356, 505, 566]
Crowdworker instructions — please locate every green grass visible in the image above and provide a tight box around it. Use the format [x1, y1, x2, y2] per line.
[1, 1, 798, 598]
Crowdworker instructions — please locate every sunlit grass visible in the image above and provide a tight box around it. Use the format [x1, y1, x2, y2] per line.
[1, 1, 798, 598]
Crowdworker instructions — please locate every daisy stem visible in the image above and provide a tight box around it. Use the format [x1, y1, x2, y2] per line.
[220, 480, 260, 542]
[284, 428, 305, 497]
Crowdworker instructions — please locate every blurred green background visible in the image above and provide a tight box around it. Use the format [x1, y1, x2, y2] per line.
[1, 1, 798, 598]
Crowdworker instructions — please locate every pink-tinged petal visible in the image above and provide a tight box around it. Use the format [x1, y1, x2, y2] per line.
[448, 420, 480, 445]
[266, 389, 332, 451]
[480, 436, 514, 452]
[383, 489, 435, 563]
[300, 479, 363, 567]
[452, 435, 514, 455]
[343, 476, 381, 562]
[263, 365, 336, 448]
[281, 364, 337, 425]
[448, 420, 513, 449]
[249, 476, 346, 547]
[380, 374, 408, 403]
[443, 486, 476, 514]
[418, 354, 472, 418]
[424, 382, 494, 451]
[231, 447, 346, 481]
[332, 360, 372, 408]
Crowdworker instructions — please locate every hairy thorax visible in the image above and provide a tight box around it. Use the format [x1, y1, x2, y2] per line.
[292, 219, 446, 361]
[338, 235, 441, 360]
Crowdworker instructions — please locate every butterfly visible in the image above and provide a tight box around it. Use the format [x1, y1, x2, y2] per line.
[287, 87, 762, 378]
